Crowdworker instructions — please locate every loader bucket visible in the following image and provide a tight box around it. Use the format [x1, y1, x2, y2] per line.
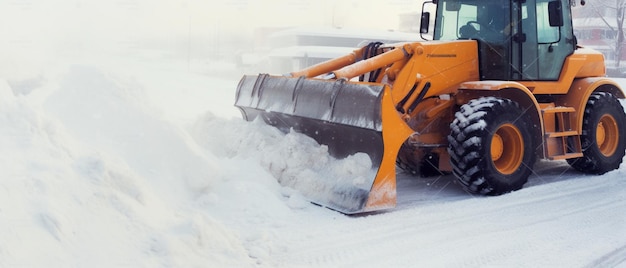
[235, 74, 414, 214]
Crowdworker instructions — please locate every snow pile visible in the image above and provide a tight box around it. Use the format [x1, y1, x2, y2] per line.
[191, 113, 378, 211]
[0, 64, 263, 267]
[0, 58, 376, 266]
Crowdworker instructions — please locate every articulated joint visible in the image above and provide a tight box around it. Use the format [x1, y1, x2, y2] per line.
[400, 44, 413, 58]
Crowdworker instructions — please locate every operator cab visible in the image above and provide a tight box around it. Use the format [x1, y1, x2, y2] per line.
[422, 0, 576, 81]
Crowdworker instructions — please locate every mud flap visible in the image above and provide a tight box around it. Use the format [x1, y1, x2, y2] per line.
[235, 74, 413, 214]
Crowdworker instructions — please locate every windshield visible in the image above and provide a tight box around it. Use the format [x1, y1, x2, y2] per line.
[434, 0, 511, 44]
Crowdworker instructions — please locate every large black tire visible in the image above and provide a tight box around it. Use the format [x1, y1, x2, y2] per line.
[448, 97, 536, 195]
[567, 92, 626, 174]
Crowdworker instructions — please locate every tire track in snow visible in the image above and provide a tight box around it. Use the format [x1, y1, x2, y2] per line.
[269, 169, 626, 267]
[277, 199, 626, 267]
[584, 244, 626, 268]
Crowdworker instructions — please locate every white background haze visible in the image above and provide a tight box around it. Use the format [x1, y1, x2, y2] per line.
[1, 0, 626, 267]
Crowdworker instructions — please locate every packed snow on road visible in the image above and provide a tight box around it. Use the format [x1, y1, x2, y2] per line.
[2, 1, 626, 267]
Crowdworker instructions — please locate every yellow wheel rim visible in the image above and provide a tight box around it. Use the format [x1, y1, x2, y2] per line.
[596, 114, 619, 157]
[491, 123, 524, 175]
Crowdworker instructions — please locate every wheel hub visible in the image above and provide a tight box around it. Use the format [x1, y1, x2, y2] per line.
[491, 134, 504, 160]
[597, 114, 619, 157]
[491, 124, 524, 175]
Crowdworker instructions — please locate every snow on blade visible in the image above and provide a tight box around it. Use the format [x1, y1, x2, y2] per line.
[191, 114, 377, 212]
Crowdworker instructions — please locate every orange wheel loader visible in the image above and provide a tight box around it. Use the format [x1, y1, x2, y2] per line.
[235, 0, 626, 214]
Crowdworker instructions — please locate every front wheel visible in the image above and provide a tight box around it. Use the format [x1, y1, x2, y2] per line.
[448, 97, 536, 195]
[567, 92, 626, 174]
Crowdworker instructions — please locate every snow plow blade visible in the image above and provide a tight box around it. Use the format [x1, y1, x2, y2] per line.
[235, 74, 413, 214]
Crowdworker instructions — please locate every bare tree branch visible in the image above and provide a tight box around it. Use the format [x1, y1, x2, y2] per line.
[589, 0, 616, 31]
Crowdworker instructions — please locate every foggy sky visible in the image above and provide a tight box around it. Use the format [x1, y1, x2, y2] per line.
[0, 0, 421, 75]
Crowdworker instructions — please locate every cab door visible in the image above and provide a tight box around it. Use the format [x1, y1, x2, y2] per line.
[516, 0, 576, 81]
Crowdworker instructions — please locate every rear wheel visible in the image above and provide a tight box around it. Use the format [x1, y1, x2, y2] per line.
[567, 92, 626, 174]
[448, 97, 536, 195]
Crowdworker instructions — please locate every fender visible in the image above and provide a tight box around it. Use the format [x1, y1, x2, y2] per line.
[556, 77, 625, 133]
[456, 80, 544, 139]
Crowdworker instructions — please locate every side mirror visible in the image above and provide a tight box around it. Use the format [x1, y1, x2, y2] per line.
[548, 1, 564, 27]
[420, 12, 431, 34]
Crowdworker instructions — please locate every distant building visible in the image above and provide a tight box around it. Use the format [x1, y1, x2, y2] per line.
[244, 26, 421, 74]
[572, 4, 626, 75]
